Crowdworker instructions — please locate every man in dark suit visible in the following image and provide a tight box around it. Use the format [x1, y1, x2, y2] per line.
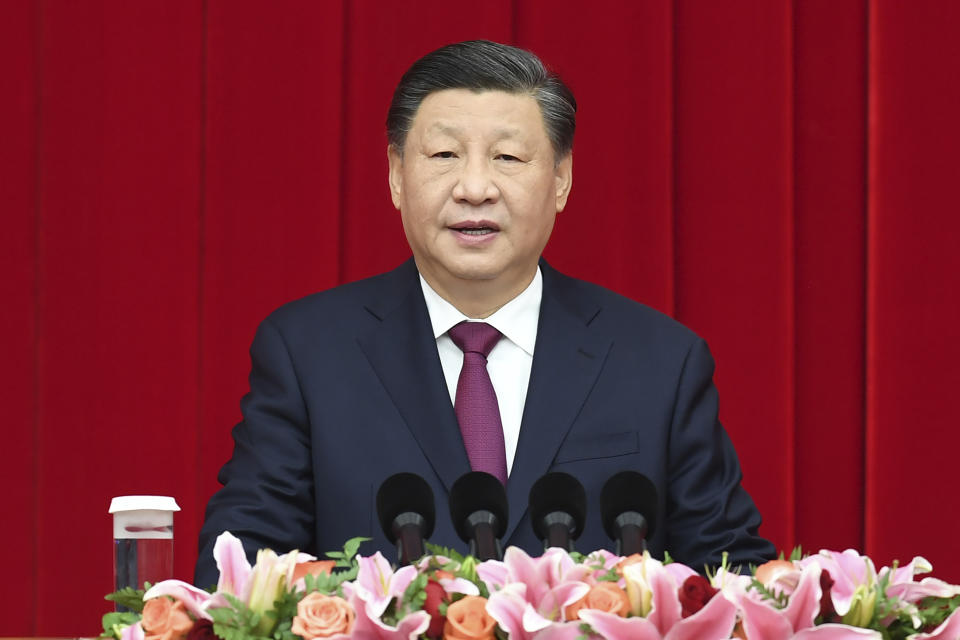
[195, 40, 774, 586]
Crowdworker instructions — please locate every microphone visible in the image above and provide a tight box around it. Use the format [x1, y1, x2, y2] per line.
[528, 472, 586, 551]
[600, 471, 658, 556]
[449, 471, 508, 561]
[376, 472, 436, 565]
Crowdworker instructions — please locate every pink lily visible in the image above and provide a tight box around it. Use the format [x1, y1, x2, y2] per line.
[907, 607, 960, 640]
[352, 551, 421, 620]
[740, 563, 882, 640]
[800, 550, 878, 623]
[341, 581, 430, 640]
[120, 621, 144, 640]
[580, 549, 624, 584]
[485, 582, 582, 640]
[478, 547, 592, 591]
[484, 583, 531, 639]
[142, 532, 315, 623]
[577, 587, 737, 640]
[881, 556, 960, 604]
[437, 575, 481, 596]
[791, 630, 882, 639]
[708, 566, 754, 607]
[478, 547, 590, 627]
[412, 555, 480, 596]
[143, 580, 216, 621]
[530, 621, 593, 640]
[621, 551, 693, 630]
[213, 531, 252, 599]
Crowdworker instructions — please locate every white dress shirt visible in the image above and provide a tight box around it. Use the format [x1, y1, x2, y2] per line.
[419, 268, 542, 475]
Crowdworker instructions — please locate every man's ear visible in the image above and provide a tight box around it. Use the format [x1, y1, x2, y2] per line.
[387, 145, 403, 210]
[555, 153, 573, 212]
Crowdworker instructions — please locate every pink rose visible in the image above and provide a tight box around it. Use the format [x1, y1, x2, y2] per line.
[291, 592, 355, 639]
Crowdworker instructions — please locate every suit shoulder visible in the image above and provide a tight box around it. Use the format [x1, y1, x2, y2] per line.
[261, 262, 417, 333]
[547, 267, 703, 349]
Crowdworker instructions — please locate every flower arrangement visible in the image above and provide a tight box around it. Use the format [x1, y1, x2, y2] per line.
[102, 532, 960, 640]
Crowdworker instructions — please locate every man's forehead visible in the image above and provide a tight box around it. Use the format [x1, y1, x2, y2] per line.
[409, 89, 546, 138]
[425, 121, 525, 139]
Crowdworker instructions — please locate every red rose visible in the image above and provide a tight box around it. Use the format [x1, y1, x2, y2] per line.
[185, 619, 215, 640]
[423, 579, 450, 639]
[678, 575, 719, 618]
[819, 569, 838, 622]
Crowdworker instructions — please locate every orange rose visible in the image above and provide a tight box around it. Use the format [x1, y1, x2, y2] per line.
[443, 596, 497, 640]
[292, 560, 336, 584]
[565, 582, 630, 620]
[754, 559, 795, 586]
[141, 598, 193, 640]
[291, 592, 354, 639]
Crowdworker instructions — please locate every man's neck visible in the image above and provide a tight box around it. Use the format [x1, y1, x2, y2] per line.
[418, 266, 538, 319]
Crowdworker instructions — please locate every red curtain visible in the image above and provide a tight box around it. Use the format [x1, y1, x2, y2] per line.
[3, 1, 958, 635]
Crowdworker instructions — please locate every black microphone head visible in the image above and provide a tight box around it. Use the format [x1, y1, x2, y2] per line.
[376, 472, 436, 543]
[600, 471, 659, 540]
[449, 471, 509, 542]
[528, 472, 587, 541]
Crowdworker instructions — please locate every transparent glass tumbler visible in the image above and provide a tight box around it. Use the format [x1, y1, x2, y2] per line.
[109, 495, 180, 593]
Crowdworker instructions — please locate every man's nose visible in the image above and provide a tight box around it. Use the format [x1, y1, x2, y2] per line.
[452, 157, 500, 204]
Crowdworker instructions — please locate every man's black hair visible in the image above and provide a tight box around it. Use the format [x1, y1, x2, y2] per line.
[386, 40, 576, 159]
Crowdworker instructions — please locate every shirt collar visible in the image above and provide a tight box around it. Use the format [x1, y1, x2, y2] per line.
[419, 268, 542, 356]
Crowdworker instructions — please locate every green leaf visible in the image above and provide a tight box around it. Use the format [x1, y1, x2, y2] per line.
[302, 562, 357, 595]
[206, 593, 276, 640]
[104, 586, 147, 612]
[100, 611, 141, 639]
[749, 578, 789, 609]
[911, 594, 960, 632]
[397, 573, 428, 618]
[788, 546, 804, 562]
[424, 542, 468, 565]
[325, 536, 371, 568]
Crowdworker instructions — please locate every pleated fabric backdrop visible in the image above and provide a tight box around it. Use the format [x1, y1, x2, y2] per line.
[2, 0, 958, 634]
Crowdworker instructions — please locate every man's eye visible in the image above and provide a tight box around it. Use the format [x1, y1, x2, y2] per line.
[496, 154, 521, 162]
[431, 151, 456, 159]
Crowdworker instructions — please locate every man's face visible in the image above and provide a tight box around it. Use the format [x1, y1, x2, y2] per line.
[388, 89, 572, 306]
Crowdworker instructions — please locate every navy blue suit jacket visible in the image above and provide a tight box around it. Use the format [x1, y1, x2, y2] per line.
[195, 259, 774, 586]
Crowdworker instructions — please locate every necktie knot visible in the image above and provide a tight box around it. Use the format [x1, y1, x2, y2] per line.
[448, 322, 502, 358]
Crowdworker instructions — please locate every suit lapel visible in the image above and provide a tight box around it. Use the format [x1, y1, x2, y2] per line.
[503, 264, 612, 543]
[356, 262, 471, 494]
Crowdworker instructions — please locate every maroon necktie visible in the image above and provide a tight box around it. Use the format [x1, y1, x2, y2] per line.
[448, 321, 508, 484]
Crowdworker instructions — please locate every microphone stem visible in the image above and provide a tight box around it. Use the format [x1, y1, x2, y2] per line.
[392, 513, 427, 565]
[471, 521, 500, 561]
[617, 523, 646, 556]
[542, 511, 576, 551]
[614, 513, 648, 556]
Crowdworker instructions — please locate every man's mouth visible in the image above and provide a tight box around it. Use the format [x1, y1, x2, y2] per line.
[449, 221, 500, 235]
